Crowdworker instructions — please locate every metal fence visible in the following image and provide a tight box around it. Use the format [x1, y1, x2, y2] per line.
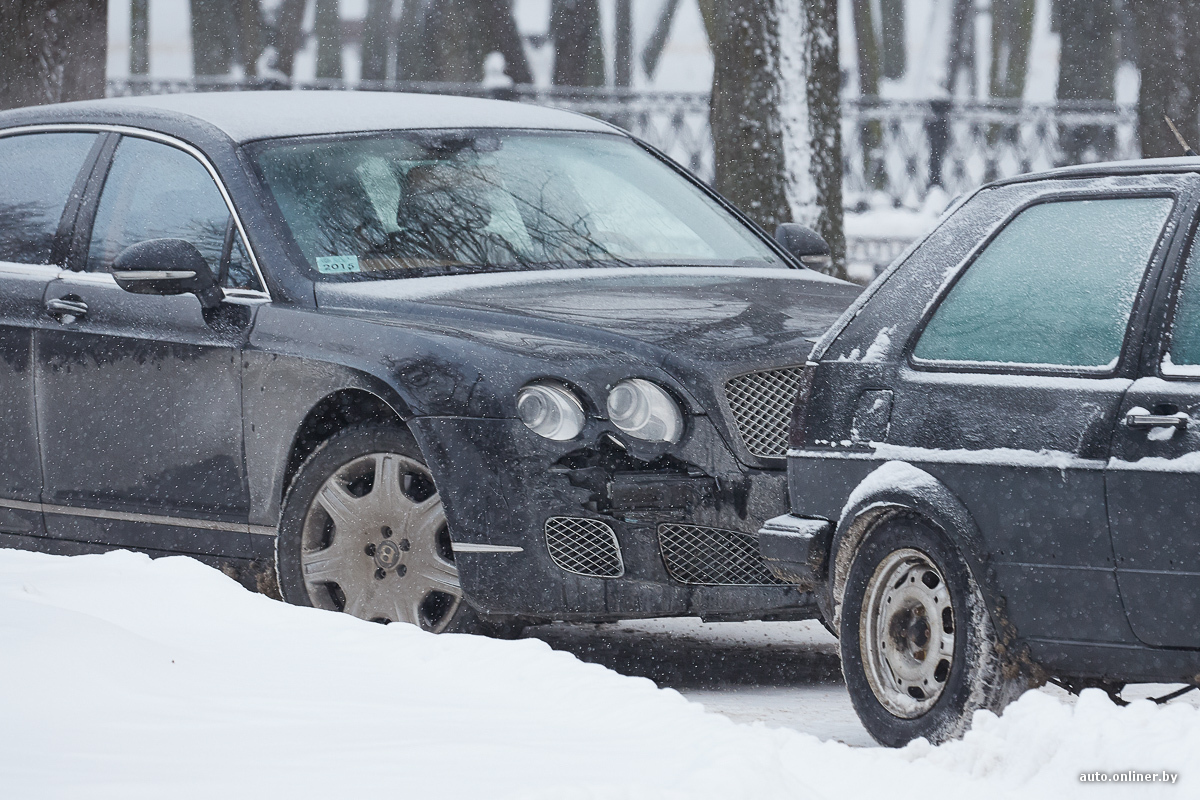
[108, 76, 1136, 204]
[843, 98, 1139, 208]
[107, 77, 1140, 274]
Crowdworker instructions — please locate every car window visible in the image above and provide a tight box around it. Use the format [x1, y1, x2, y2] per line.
[1165, 236, 1200, 369]
[0, 132, 96, 266]
[87, 136, 262, 291]
[913, 197, 1173, 369]
[250, 130, 786, 279]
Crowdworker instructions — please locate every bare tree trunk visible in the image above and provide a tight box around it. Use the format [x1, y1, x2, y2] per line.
[853, 0, 880, 97]
[396, 0, 436, 81]
[708, 0, 845, 278]
[851, 0, 883, 188]
[235, 0, 262, 76]
[1133, 0, 1200, 158]
[131, 0, 149, 75]
[551, 0, 604, 86]
[710, 0, 789, 229]
[945, 0, 975, 96]
[314, 0, 342, 79]
[880, 0, 905, 79]
[0, 0, 107, 110]
[361, 0, 391, 81]
[783, 0, 845, 277]
[615, 0, 632, 87]
[192, 0, 238, 75]
[1055, 0, 1117, 162]
[990, 0, 1034, 99]
[273, 0, 305, 77]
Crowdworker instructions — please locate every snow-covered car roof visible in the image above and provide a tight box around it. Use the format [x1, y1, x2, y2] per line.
[0, 90, 619, 144]
[993, 155, 1200, 186]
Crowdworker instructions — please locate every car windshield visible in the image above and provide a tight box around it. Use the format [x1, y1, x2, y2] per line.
[249, 130, 786, 279]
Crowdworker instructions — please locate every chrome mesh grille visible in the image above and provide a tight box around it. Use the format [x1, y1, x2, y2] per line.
[658, 523, 784, 586]
[724, 367, 806, 458]
[544, 516, 624, 578]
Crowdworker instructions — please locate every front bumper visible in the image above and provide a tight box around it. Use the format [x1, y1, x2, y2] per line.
[409, 416, 816, 622]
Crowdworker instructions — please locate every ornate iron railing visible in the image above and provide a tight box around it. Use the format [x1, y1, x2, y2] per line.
[107, 77, 1140, 274]
[108, 76, 1135, 202]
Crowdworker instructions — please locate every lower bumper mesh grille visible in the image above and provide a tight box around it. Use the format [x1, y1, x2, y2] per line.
[658, 523, 784, 586]
[724, 366, 806, 458]
[545, 516, 624, 578]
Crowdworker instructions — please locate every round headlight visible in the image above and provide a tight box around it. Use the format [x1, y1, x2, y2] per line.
[516, 383, 585, 441]
[606, 379, 683, 443]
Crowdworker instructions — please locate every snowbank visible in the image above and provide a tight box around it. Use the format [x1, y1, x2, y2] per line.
[0, 549, 1195, 799]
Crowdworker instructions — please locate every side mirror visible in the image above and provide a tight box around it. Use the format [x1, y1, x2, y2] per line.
[775, 223, 832, 270]
[113, 238, 224, 310]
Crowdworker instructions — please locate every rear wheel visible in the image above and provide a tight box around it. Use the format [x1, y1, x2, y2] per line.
[276, 424, 469, 632]
[839, 515, 1024, 746]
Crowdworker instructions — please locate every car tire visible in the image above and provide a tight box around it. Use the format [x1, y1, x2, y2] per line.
[839, 514, 1024, 746]
[276, 423, 522, 636]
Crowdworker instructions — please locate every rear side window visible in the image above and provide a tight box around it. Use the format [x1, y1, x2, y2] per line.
[0, 132, 96, 265]
[913, 197, 1173, 369]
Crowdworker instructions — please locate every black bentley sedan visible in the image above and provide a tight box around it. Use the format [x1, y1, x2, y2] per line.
[761, 159, 1200, 745]
[0, 91, 857, 634]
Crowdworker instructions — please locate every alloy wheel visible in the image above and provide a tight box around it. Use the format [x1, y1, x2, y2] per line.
[298, 451, 462, 631]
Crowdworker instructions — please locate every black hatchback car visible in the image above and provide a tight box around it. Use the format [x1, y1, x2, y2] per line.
[0, 91, 857, 634]
[761, 160, 1200, 745]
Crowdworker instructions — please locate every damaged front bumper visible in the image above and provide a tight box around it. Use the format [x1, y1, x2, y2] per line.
[409, 415, 817, 622]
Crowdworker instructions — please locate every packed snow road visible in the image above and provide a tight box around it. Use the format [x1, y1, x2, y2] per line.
[2, 549, 1198, 799]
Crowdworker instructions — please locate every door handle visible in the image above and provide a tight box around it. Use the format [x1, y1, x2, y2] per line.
[1125, 411, 1188, 429]
[46, 297, 88, 322]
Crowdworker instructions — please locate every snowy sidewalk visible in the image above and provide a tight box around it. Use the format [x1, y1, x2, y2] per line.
[1, 549, 1196, 798]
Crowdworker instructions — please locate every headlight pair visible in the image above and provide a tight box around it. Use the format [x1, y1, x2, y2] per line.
[517, 378, 683, 444]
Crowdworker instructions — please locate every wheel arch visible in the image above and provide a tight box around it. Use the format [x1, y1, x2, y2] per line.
[281, 386, 413, 502]
[828, 461, 1003, 637]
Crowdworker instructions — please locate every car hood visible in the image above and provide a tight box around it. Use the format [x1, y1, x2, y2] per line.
[314, 266, 859, 371]
[315, 267, 859, 375]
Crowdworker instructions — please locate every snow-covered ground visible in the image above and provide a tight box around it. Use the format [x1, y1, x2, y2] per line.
[3, 549, 1198, 798]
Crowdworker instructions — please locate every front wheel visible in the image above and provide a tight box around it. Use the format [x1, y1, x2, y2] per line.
[276, 424, 469, 632]
[839, 515, 1025, 746]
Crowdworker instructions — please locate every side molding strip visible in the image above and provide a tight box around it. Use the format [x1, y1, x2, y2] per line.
[0, 497, 278, 537]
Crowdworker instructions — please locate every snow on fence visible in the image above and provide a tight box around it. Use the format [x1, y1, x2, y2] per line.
[108, 77, 1138, 275]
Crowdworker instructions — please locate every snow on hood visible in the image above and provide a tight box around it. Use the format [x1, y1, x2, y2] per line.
[0, 549, 1194, 798]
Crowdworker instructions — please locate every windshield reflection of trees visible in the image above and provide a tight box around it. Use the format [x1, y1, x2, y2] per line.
[312, 149, 635, 278]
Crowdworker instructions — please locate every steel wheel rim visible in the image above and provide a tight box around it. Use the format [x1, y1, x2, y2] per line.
[860, 547, 955, 718]
[299, 451, 462, 632]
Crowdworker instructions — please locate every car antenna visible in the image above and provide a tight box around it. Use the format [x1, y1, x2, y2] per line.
[1164, 115, 1198, 156]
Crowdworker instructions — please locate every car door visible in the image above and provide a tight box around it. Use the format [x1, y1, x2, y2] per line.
[892, 187, 1188, 645]
[0, 130, 102, 538]
[35, 133, 263, 554]
[1106, 218, 1200, 649]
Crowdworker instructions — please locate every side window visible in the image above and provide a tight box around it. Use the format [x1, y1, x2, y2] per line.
[0, 132, 96, 265]
[1166, 239, 1200, 369]
[913, 197, 1174, 369]
[87, 136, 262, 291]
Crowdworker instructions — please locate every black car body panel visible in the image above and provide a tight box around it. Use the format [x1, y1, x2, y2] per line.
[0, 92, 858, 623]
[779, 165, 1200, 684]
